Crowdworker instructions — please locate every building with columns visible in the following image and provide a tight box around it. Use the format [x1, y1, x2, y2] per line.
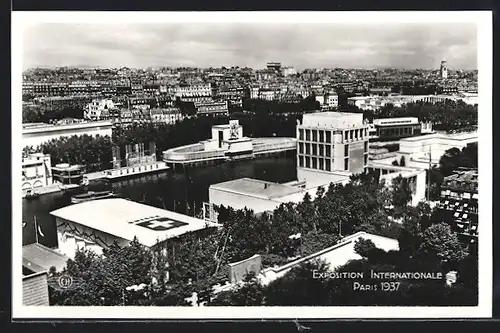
[296, 112, 370, 177]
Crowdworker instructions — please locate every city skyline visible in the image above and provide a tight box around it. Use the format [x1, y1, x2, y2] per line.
[22, 22, 477, 71]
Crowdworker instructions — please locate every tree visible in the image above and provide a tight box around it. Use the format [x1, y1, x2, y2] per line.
[354, 238, 377, 258]
[391, 175, 413, 208]
[296, 192, 317, 233]
[209, 272, 265, 306]
[417, 223, 469, 269]
[264, 259, 332, 306]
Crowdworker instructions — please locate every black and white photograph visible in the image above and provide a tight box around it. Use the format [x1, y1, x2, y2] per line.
[12, 11, 492, 319]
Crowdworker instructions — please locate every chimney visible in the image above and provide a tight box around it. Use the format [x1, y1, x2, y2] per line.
[264, 183, 269, 189]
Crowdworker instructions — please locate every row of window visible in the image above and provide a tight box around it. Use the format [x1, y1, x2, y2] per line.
[377, 126, 420, 137]
[298, 155, 334, 171]
[298, 155, 369, 172]
[298, 142, 369, 158]
[298, 128, 368, 143]
[298, 143, 333, 157]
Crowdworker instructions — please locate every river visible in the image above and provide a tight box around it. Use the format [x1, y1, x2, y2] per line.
[22, 156, 297, 249]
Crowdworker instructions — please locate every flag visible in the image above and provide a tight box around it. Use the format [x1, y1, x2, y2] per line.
[38, 225, 45, 237]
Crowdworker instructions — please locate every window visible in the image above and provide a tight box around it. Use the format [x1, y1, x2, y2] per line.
[355, 129, 358, 139]
[344, 158, 349, 171]
[312, 158, 317, 169]
[326, 145, 331, 157]
[319, 144, 324, 156]
[299, 129, 304, 140]
[344, 131, 348, 141]
[349, 130, 353, 140]
[319, 158, 324, 170]
[305, 143, 311, 155]
[305, 157, 311, 168]
[344, 144, 349, 157]
[312, 144, 317, 155]
[364, 154, 368, 165]
[299, 142, 304, 154]
[325, 160, 331, 171]
[312, 130, 318, 142]
[299, 155, 304, 167]
[319, 131, 324, 143]
[364, 141, 368, 152]
[326, 131, 331, 143]
[305, 129, 311, 141]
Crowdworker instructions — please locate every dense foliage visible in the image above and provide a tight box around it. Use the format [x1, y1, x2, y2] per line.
[427, 142, 478, 200]
[343, 100, 477, 133]
[49, 167, 477, 306]
[23, 105, 85, 123]
[25, 134, 114, 173]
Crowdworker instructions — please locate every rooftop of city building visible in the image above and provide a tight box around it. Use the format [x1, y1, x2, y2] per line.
[50, 198, 221, 247]
[210, 177, 301, 200]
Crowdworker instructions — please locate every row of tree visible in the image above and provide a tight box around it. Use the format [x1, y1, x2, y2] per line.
[24, 134, 113, 173]
[22, 105, 85, 123]
[241, 95, 320, 115]
[361, 100, 478, 132]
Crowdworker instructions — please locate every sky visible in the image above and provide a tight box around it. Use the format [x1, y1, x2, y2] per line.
[22, 22, 477, 70]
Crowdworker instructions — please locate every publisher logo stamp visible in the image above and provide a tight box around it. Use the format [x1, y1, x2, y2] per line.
[58, 275, 73, 289]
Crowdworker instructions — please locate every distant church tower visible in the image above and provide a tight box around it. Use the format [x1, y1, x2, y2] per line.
[440, 59, 448, 79]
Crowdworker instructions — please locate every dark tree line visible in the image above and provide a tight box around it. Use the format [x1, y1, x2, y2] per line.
[23, 105, 85, 123]
[241, 95, 320, 115]
[24, 134, 113, 173]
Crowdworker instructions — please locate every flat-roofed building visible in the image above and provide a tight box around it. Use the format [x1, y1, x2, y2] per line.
[369, 117, 422, 141]
[367, 162, 427, 206]
[297, 112, 369, 179]
[398, 132, 478, 169]
[50, 198, 221, 259]
[208, 175, 350, 216]
[22, 120, 113, 149]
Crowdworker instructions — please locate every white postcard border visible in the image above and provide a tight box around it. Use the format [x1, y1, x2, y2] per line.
[12, 10, 493, 319]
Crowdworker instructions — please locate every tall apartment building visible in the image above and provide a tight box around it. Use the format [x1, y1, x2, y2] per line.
[296, 112, 369, 175]
[175, 83, 214, 99]
[85, 99, 115, 120]
[438, 170, 478, 242]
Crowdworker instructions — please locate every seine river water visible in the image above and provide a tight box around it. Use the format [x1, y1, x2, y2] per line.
[22, 156, 297, 249]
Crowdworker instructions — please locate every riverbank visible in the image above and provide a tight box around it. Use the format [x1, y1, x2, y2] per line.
[22, 161, 170, 198]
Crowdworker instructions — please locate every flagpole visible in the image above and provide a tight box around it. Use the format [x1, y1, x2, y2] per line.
[34, 215, 39, 244]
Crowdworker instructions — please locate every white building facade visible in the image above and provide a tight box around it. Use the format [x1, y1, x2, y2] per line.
[21, 153, 53, 194]
[85, 99, 115, 120]
[297, 112, 369, 176]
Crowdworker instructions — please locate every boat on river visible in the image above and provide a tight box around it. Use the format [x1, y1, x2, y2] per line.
[71, 190, 117, 204]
